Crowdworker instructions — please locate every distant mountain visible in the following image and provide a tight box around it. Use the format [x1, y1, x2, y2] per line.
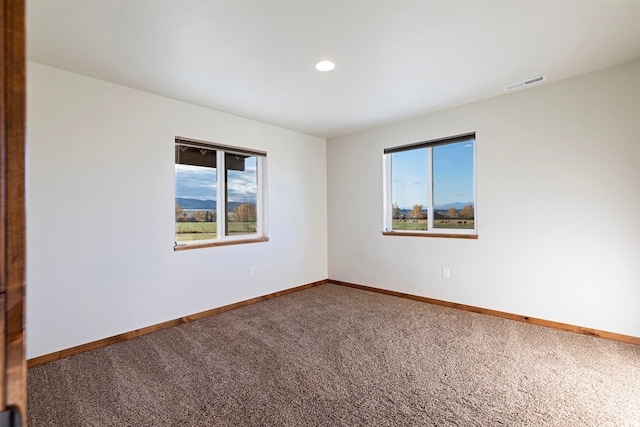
[398, 202, 472, 212]
[434, 202, 473, 211]
[175, 197, 253, 211]
[176, 197, 216, 210]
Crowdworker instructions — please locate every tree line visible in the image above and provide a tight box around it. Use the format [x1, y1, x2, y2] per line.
[175, 203, 257, 222]
[392, 203, 474, 220]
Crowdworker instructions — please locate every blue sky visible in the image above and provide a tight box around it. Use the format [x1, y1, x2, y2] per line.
[391, 141, 474, 209]
[175, 164, 217, 200]
[176, 144, 473, 209]
[175, 157, 257, 204]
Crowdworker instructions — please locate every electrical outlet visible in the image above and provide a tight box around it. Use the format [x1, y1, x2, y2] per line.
[442, 268, 450, 279]
[249, 267, 256, 277]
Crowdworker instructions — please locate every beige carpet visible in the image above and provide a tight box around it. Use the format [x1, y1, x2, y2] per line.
[28, 284, 640, 426]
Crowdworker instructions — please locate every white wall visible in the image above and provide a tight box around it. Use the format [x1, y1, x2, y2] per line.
[328, 61, 640, 338]
[26, 62, 328, 359]
[27, 60, 640, 360]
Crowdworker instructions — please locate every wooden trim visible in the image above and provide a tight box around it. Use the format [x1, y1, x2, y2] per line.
[382, 231, 478, 239]
[1, 0, 26, 420]
[174, 236, 269, 251]
[330, 280, 640, 346]
[28, 277, 639, 368]
[27, 279, 328, 367]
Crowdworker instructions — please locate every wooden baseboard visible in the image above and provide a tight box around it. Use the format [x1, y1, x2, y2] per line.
[28, 277, 638, 367]
[27, 279, 328, 368]
[329, 279, 640, 346]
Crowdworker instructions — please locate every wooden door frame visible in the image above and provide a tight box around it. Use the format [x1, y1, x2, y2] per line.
[1, 0, 26, 425]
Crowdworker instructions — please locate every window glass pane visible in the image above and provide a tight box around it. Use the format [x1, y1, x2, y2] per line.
[175, 146, 217, 242]
[391, 148, 428, 231]
[226, 154, 258, 236]
[432, 140, 474, 229]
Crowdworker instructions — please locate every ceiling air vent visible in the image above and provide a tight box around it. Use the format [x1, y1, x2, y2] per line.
[502, 75, 547, 91]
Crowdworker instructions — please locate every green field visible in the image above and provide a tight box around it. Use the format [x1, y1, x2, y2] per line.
[393, 219, 474, 231]
[393, 220, 428, 231]
[175, 221, 256, 241]
[434, 219, 474, 229]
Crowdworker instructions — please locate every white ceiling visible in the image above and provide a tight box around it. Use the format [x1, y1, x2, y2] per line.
[27, 0, 640, 139]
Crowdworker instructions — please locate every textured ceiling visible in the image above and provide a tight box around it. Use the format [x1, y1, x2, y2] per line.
[27, 1, 640, 139]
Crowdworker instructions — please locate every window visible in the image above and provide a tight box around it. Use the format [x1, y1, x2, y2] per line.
[174, 137, 267, 249]
[383, 133, 477, 238]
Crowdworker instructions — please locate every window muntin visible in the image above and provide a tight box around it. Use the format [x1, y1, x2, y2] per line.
[384, 133, 476, 235]
[175, 138, 266, 248]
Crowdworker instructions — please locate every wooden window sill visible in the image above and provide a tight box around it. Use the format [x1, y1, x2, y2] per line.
[382, 231, 478, 239]
[174, 236, 269, 251]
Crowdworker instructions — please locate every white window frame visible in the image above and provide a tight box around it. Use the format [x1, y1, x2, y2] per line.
[383, 133, 477, 238]
[174, 137, 268, 250]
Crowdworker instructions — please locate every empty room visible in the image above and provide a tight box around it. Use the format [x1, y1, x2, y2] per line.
[15, 0, 640, 425]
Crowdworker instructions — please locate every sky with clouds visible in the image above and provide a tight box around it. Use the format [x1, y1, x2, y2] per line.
[175, 157, 257, 204]
[391, 141, 474, 209]
[176, 144, 473, 210]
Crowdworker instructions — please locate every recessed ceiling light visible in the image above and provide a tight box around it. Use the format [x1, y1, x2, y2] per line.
[316, 60, 335, 72]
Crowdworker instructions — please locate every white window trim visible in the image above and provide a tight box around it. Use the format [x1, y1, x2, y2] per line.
[174, 137, 268, 250]
[382, 133, 477, 237]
